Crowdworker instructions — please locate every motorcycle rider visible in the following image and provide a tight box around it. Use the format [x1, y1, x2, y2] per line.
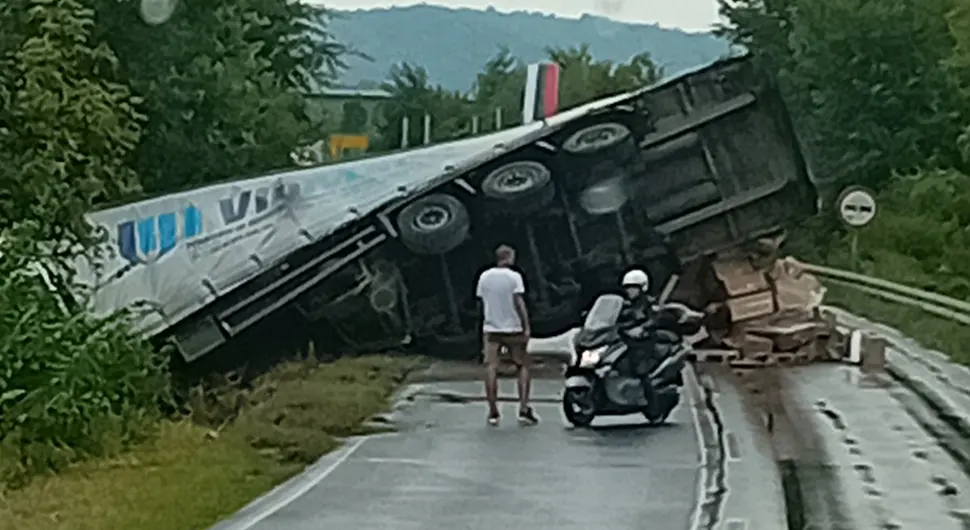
[619, 268, 654, 329]
[618, 268, 678, 412]
[615, 269, 656, 374]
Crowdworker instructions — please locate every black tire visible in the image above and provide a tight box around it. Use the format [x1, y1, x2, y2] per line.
[559, 122, 639, 194]
[563, 387, 596, 427]
[480, 160, 555, 214]
[643, 389, 679, 425]
[560, 121, 636, 158]
[396, 193, 470, 255]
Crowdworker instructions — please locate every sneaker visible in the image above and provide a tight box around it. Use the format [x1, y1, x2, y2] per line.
[487, 412, 500, 426]
[517, 407, 540, 426]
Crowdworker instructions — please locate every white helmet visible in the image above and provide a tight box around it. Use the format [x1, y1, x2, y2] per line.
[621, 268, 650, 290]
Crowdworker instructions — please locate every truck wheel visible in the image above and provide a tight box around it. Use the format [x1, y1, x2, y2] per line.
[481, 160, 554, 214]
[559, 121, 638, 193]
[561, 121, 635, 157]
[397, 193, 470, 255]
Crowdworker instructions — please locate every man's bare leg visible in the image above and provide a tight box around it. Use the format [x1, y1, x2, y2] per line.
[483, 338, 501, 425]
[515, 347, 539, 425]
[516, 363, 531, 410]
[485, 363, 500, 415]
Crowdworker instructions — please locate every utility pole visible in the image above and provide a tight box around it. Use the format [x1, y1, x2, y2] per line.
[399, 116, 409, 149]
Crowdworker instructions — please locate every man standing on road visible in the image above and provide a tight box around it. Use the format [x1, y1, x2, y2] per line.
[476, 244, 540, 427]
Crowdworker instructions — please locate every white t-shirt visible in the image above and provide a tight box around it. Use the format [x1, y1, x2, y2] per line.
[476, 266, 526, 333]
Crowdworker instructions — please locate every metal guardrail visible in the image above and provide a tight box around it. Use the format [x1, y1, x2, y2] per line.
[801, 262, 970, 325]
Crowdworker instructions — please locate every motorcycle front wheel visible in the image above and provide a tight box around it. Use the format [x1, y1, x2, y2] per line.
[563, 388, 596, 427]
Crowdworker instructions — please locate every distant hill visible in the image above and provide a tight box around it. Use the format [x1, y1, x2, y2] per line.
[327, 5, 732, 91]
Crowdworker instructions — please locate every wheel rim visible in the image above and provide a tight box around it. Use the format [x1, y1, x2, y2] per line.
[579, 176, 628, 214]
[565, 389, 595, 420]
[563, 123, 630, 153]
[485, 161, 548, 194]
[413, 205, 450, 231]
[497, 168, 533, 192]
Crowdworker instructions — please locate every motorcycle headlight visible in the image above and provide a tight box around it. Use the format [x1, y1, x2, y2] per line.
[579, 345, 608, 367]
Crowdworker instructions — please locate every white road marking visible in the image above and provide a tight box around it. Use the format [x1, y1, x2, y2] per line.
[358, 456, 428, 465]
[685, 367, 710, 530]
[221, 437, 368, 530]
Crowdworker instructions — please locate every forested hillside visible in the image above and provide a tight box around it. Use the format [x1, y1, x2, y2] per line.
[327, 5, 730, 89]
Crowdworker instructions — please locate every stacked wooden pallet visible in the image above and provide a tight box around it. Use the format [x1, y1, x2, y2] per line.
[686, 251, 847, 370]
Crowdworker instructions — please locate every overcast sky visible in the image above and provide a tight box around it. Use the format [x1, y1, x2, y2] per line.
[310, 0, 723, 33]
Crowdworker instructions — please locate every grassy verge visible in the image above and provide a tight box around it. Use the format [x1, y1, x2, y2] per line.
[0, 354, 423, 530]
[825, 284, 970, 366]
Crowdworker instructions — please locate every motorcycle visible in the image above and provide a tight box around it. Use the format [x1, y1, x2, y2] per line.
[561, 293, 704, 428]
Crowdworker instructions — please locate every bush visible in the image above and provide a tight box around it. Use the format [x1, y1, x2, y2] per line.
[0, 234, 170, 486]
[809, 168, 970, 299]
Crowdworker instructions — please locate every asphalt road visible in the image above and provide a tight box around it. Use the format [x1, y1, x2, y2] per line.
[233, 378, 703, 530]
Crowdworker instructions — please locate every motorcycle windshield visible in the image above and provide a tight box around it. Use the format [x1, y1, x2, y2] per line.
[582, 294, 625, 331]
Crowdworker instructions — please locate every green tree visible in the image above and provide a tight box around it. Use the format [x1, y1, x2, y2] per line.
[340, 101, 370, 133]
[789, 0, 963, 189]
[92, 0, 350, 196]
[0, 0, 143, 257]
[376, 62, 439, 149]
[945, 4, 970, 163]
[715, 0, 798, 81]
[471, 47, 526, 130]
[0, 0, 167, 484]
[547, 44, 664, 109]
[466, 45, 665, 132]
[717, 0, 965, 192]
[612, 52, 665, 89]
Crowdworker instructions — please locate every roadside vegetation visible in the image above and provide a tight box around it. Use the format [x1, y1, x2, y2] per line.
[0, 0, 421, 528]
[0, 352, 420, 530]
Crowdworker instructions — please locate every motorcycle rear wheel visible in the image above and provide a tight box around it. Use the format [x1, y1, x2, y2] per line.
[563, 388, 596, 427]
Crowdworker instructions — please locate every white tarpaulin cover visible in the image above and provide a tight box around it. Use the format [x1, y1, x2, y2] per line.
[77, 90, 639, 336]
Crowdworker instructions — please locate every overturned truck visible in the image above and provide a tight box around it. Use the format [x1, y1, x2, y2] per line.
[136, 52, 818, 364]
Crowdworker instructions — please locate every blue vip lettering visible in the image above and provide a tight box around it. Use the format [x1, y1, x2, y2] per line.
[219, 182, 295, 224]
[117, 205, 203, 265]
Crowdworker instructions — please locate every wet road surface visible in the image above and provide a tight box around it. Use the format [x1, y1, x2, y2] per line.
[238, 378, 702, 530]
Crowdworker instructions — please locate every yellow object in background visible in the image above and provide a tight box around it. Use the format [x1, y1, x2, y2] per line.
[329, 134, 369, 159]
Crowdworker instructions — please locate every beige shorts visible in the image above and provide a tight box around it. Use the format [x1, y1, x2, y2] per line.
[482, 332, 529, 367]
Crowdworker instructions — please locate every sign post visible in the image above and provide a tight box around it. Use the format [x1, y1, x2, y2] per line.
[835, 186, 878, 270]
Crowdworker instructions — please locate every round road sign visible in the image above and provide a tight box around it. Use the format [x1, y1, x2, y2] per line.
[836, 186, 877, 227]
[140, 0, 178, 25]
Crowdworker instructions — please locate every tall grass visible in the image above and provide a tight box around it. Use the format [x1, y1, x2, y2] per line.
[0, 236, 170, 487]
